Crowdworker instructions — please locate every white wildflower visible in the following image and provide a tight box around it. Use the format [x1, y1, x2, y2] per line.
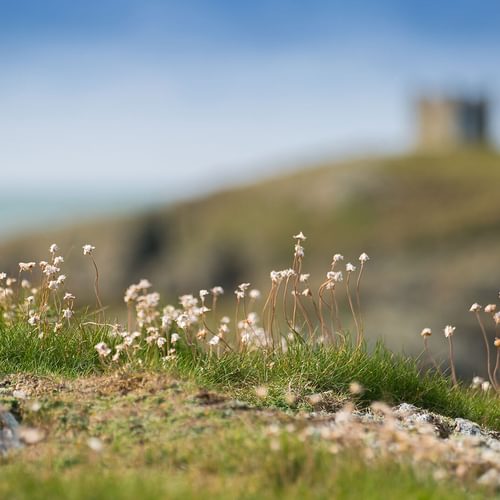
[209, 335, 220, 346]
[49, 243, 59, 254]
[484, 304, 497, 313]
[494, 312, 500, 325]
[48, 280, 59, 291]
[294, 244, 304, 258]
[471, 376, 484, 389]
[82, 244, 95, 256]
[293, 231, 306, 241]
[332, 254, 344, 263]
[62, 308, 73, 319]
[19, 262, 36, 272]
[53, 256, 64, 265]
[43, 264, 59, 276]
[327, 271, 343, 282]
[444, 325, 456, 338]
[171, 333, 180, 343]
[95, 342, 111, 357]
[469, 303, 482, 313]
[420, 327, 432, 338]
[359, 252, 370, 263]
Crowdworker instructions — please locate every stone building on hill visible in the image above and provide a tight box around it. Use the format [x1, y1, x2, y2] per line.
[416, 96, 489, 150]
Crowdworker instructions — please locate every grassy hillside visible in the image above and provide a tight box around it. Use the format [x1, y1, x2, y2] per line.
[1, 148, 500, 375]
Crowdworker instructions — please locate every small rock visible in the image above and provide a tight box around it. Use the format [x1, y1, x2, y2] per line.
[454, 418, 482, 437]
[0, 411, 22, 454]
[393, 403, 418, 416]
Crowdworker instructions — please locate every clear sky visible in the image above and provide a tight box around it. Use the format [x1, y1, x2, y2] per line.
[1, 0, 499, 196]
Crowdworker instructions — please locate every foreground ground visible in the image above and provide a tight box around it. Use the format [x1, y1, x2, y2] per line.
[0, 370, 498, 499]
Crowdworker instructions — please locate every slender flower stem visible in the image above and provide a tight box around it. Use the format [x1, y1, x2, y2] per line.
[447, 336, 458, 387]
[423, 337, 440, 372]
[346, 272, 361, 347]
[355, 261, 365, 339]
[474, 311, 495, 389]
[90, 256, 103, 312]
[493, 349, 499, 390]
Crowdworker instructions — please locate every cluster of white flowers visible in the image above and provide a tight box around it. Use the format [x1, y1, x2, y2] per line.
[124, 279, 152, 303]
[270, 269, 296, 284]
[326, 271, 343, 283]
[0, 244, 77, 333]
[239, 312, 268, 349]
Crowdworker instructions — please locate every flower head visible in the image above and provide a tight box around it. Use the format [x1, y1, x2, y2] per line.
[346, 263, 356, 273]
[294, 244, 304, 258]
[62, 308, 73, 319]
[293, 231, 306, 241]
[469, 303, 482, 313]
[332, 254, 344, 263]
[82, 244, 95, 256]
[444, 325, 456, 338]
[95, 342, 111, 357]
[19, 262, 36, 272]
[359, 253, 370, 263]
[210, 286, 224, 296]
[484, 304, 497, 314]
[49, 243, 59, 254]
[209, 335, 220, 346]
[420, 327, 432, 338]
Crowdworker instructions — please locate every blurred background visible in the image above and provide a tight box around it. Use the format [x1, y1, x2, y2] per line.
[1, 0, 500, 377]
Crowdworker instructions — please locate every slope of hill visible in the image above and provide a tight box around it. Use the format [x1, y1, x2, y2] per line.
[1, 148, 500, 375]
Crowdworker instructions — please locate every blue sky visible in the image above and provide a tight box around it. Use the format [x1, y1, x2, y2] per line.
[1, 0, 500, 196]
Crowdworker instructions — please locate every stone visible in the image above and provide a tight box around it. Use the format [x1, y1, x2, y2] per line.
[454, 418, 482, 437]
[0, 411, 22, 454]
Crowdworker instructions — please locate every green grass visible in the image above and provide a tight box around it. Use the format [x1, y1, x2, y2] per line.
[1, 321, 498, 429]
[173, 341, 500, 429]
[0, 321, 108, 377]
[0, 456, 483, 500]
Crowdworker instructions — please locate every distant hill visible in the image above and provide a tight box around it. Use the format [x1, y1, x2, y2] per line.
[1, 148, 500, 376]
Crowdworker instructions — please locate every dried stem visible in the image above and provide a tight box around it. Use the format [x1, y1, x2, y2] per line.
[90, 255, 103, 313]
